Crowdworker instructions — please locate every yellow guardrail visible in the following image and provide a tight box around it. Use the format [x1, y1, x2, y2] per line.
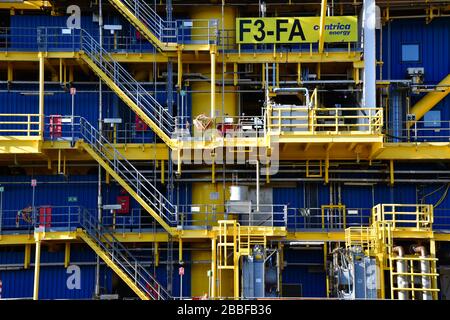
[267, 103, 383, 135]
[0, 114, 40, 136]
[372, 204, 433, 230]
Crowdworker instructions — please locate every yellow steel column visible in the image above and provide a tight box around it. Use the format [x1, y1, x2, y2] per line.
[390, 160, 394, 186]
[38, 52, 45, 137]
[179, 238, 183, 263]
[210, 46, 216, 118]
[155, 242, 160, 267]
[211, 237, 216, 298]
[33, 239, 41, 300]
[7, 62, 13, 82]
[64, 243, 71, 268]
[24, 244, 31, 269]
[318, 0, 328, 54]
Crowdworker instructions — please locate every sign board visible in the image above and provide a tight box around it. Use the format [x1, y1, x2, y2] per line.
[236, 16, 358, 44]
[179, 267, 185, 276]
[68, 196, 78, 203]
[31, 179, 37, 187]
[0, 186, 4, 192]
[70, 87, 76, 95]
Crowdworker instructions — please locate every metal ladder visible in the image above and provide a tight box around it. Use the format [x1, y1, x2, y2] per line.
[77, 117, 178, 229]
[78, 208, 171, 300]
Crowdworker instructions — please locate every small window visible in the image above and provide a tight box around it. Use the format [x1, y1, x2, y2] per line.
[402, 44, 420, 62]
[423, 110, 440, 127]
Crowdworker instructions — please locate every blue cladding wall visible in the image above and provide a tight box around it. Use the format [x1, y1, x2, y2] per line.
[282, 249, 326, 297]
[0, 245, 112, 299]
[381, 18, 450, 121]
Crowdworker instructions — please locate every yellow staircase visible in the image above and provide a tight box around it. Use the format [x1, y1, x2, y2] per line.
[77, 209, 171, 300]
[107, 0, 177, 52]
[77, 118, 177, 235]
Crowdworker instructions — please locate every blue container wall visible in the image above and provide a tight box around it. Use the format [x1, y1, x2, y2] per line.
[0, 175, 154, 230]
[380, 18, 450, 122]
[0, 245, 112, 299]
[274, 182, 425, 230]
[282, 248, 326, 297]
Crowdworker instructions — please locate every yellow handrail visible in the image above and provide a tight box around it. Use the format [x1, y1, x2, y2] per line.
[0, 113, 40, 136]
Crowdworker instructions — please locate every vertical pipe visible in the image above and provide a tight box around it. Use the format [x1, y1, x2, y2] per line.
[211, 237, 216, 298]
[412, 245, 432, 300]
[38, 52, 44, 137]
[393, 246, 408, 300]
[210, 48, 216, 118]
[363, 0, 376, 112]
[33, 240, 41, 300]
[95, 0, 104, 299]
[256, 160, 260, 212]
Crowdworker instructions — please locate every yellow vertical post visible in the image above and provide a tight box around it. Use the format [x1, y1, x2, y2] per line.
[324, 242, 329, 297]
[7, 62, 13, 82]
[161, 160, 165, 184]
[233, 63, 238, 86]
[212, 154, 216, 184]
[389, 160, 394, 186]
[24, 244, 31, 269]
[58, 149, 61, 174]
[38, 52, 45, 138]
[297, 63, 301, 85]
[324, 155, 329, 184]
[179, 238, 183, 263]
[59, 58, 63, 85]
[262, 63, 266, 88]
[64, 243, 71, 268]
[210, 46, 216, 118]
[155, 242, 160, 267]
[177, 149, 182, 176]
[318, 0, 328, 54]
[33, 239, 41, 300]
[276, 63, 280, 87]
[211, 237, 216, 298]
[430, 239, 438, 300]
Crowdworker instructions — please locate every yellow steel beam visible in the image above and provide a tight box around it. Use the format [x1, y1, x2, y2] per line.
[0, 137, 41, 154]
[318, 0, 328, 54]
[0, 51, 361, 64]
[408, 74, 450, 126]
[0, 1, 51, 10]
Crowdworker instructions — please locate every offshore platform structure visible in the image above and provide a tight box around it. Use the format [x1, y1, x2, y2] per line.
[0, 0, 449, 300]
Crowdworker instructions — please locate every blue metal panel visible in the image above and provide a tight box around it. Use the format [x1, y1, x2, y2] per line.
[381, 18, 450, 122]
[0, 245, 112, 299]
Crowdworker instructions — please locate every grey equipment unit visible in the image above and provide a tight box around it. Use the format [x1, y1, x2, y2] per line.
[330, 247, 378, 299]
[242, 245, 265, 299]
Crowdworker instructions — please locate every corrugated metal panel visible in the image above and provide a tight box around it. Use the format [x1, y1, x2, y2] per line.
[0, 266, 111, 299]
[0, 244, 112, 299]
[282, 249, 326, 298]
[381, 18, 450, 121]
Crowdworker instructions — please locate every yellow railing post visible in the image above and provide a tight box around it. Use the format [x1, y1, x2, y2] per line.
[38, 52, 45, 138]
